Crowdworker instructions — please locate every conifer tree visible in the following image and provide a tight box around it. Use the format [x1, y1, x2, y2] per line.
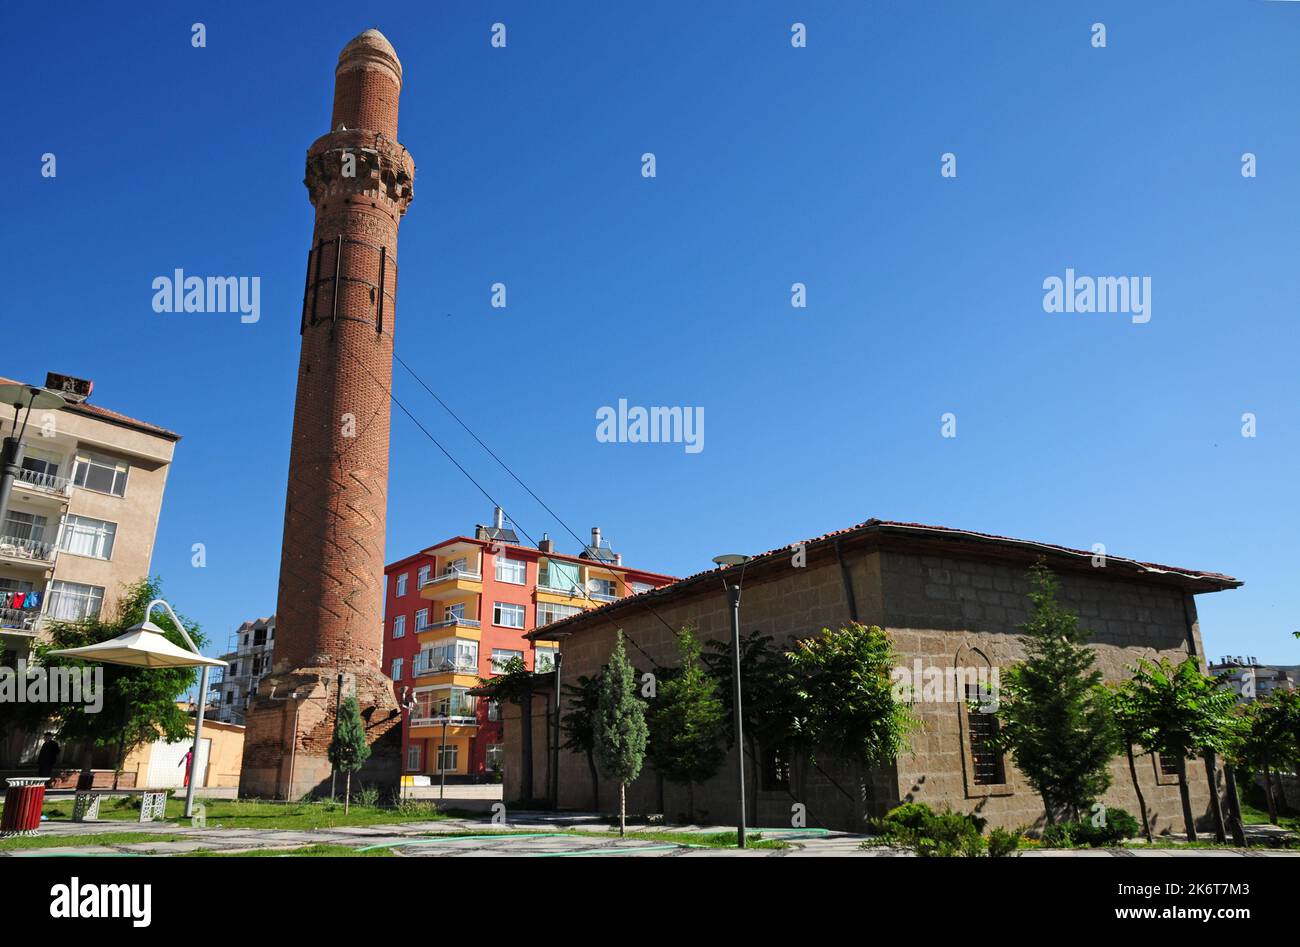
[646, 627, 727, 821]
[328, 695, 371, 813]
[594, 632, 648, 836]
[993, 564, 1117, 824]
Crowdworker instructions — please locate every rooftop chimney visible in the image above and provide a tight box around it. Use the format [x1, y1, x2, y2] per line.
[591, 527, 602, 550]
[538, 532, 554, 554]
[494, 506, 505, 530]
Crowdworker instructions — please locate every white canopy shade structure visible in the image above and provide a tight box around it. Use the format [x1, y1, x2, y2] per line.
[44, 599, 226, 817]
[47, 622, 227, 669]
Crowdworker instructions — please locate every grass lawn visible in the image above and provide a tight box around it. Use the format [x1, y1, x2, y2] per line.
[33, 797, 449, 830]
[606, 829, 787, 849]
[0, 831, 189, 852]
[183, 844, 394, 857]
[1239, 801, 1300, 832]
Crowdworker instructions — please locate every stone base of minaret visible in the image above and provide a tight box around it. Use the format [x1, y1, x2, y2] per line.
[239, 664, 402, 801]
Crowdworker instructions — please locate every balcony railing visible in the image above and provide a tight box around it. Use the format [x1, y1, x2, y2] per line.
[410, 712, 478, 728]
[537, 581, 583, 597]
[15, 467, 72, 497]
[420, 568, 482, 588]
[418, 617, 480, 632]
[413, 658, 479, 676]
[589, 591, 618, 602]
[0, 536, 57, 564]
[0, 607, 41, 633]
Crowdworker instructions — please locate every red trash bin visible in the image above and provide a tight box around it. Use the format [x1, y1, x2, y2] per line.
[1, 777, 49, 836]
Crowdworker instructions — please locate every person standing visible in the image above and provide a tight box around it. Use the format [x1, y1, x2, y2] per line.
[36, 732, 60, 778]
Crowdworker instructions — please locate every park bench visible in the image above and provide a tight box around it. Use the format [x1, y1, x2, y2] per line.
[72, 788, 170, 824]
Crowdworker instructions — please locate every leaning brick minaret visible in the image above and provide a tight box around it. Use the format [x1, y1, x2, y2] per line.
[240, 29, 415, 799]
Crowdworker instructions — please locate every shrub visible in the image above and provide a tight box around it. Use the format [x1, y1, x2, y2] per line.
[987, 827, 1021, 857]
[353, 785, 380, 809]
[1041, 806, 1139, 847]
[875, 802, 988, 857]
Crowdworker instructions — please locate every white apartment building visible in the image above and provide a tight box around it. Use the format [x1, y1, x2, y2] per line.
[0, 372, 179, 668]
[213, 615, 276, 723]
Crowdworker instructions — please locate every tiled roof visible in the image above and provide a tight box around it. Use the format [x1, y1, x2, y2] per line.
[0, 376, 180, 441]
[524, 517, 1241, 640]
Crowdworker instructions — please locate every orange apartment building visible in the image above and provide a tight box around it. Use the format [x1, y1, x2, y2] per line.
[382, 508, 674, 781]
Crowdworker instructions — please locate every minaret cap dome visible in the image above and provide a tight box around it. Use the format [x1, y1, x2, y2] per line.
[337, 28, 402, 82]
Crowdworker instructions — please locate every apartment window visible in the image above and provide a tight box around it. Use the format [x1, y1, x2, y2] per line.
[436, 687, 474, 718]
[57, 515, 117, 560]
[537, 601, 582, 627]
[534, 647, 558, 673]
[3, 510, 48, 543]
[229, 660, 239, 678]
[493, 602, 525, 629]
[415, 608, 429, 631]
[47, 580, 104, 621]
[414, 690, 435, 720]
[588, 577, 617, 598]
[495, 555, 526, 585]
[445, 557, 468, 575]
[73, 451, 129, 497]
[539, 559, 580, 592]
[417, 565, 431, 587]
[486, 744, 504, 772]
[491, 648, 524, 673]
[444, 602, 465, 622]
[21, 448, 61, 480]
[406, 743, 421, 772]
[395, 573, 408, 597]
[252, 655, 263, 676]
[487, 699, 501, 722]
[966, 684, 1005, 786]
[391, 658, 403, 681]
[761, 747, 791, 791]
[253, 626, 266, 647]
[392, 615, 406, 638]
[631, 581, 654, 595]
[435, 743, 459, 773]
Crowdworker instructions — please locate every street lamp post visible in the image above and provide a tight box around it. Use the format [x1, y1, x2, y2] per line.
[713, 553, 750, 849]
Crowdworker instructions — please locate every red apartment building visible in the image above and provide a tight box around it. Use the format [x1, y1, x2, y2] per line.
[383, 508, 674, 781]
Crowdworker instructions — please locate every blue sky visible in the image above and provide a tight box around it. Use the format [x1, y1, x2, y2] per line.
[5, 1, 1298, 663]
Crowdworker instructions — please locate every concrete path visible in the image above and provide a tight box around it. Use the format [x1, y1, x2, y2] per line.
[5, 813, 1297, 857]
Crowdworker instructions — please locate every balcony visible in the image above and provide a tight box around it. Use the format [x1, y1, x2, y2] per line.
[588, 591, 618, 602]
[419, 569, 482, 604]
[412, 657, 479, 678]
[0, 536, 57, 567]
[416, 616, 481, 639]
[0, 607, 41, 634]
[14, 466, 72, 499]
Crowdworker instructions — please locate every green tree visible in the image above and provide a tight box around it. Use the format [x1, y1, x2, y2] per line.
[10, 578, 207, 788]
[785, 622, 916, 827]
[328, 695, 371, 813]
[992, 565, 1118, 825]
[1113, 657, 1241, 841]
[560, 673, 602, 810]
[1232, 690, 1300, 824]
[594, 631, 648, 836]
[702, 630, 798, 826]
[646, 627, 727, 820]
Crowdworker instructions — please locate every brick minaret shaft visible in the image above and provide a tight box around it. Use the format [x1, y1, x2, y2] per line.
[240, 29, 414, 800]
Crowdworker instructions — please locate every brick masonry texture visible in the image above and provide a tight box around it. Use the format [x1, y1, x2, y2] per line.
[240, 30, 414, 799]
[507, 542, 1224, 835]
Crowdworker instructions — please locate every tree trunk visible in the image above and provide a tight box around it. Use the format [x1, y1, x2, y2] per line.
[344, 772, 352, 815]
[619, 782, 626, 837]
[1222, 763, 1247, 847]
[1263, 760, 1279, 824]
[1125, 743, 1153, 843]
[1175, 756, 1197, 842]
[688, 782, 695, 824]
[1202, 752, 1227, 844]
[586, 750, 599, 812]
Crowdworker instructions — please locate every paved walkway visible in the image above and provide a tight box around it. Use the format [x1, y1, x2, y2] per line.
[5, 813, 1297, 857]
